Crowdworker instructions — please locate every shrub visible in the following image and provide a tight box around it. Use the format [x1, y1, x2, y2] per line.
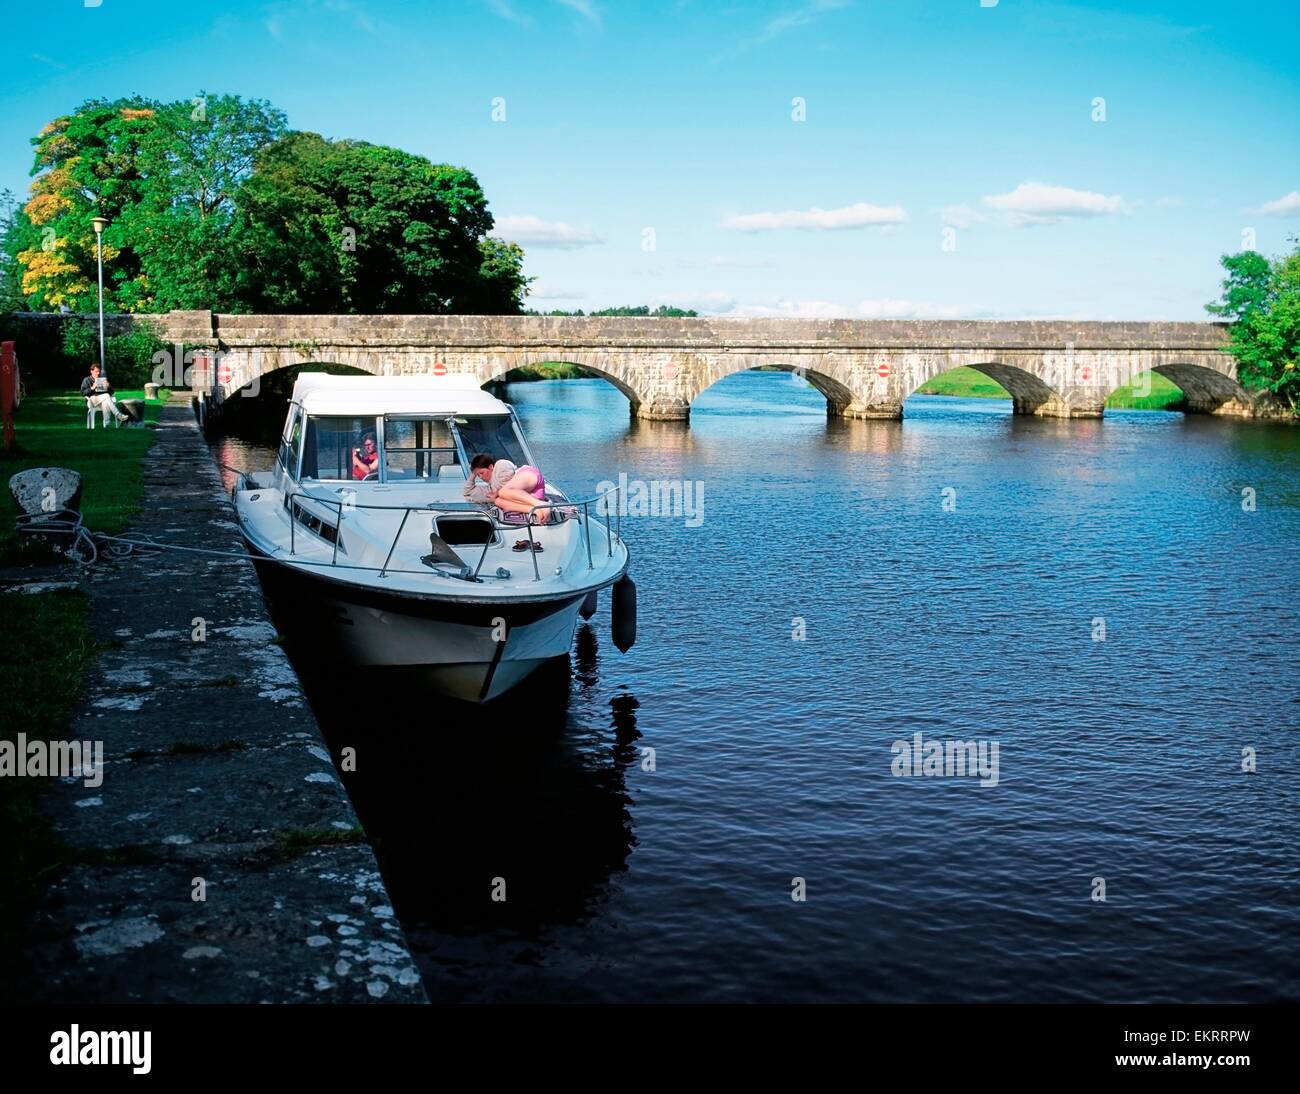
[59, 317, 164, 388]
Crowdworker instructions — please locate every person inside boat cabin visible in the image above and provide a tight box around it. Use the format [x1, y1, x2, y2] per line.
[465, 453, 551, 524]
[351, 431, 379, 480]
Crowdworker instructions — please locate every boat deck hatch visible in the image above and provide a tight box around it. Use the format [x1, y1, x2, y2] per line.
[436, 514, 497, 546]
[291, 499, 340, 545]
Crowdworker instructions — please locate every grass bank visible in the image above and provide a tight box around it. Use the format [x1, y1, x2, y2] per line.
[501, 362, 591, 381]
[915, 366, 1012, 400]
[0, 590, 98, 992]
[1, 389, 165, 556]
[915, 366, 1187, 410]
[0, 385, 164, 995]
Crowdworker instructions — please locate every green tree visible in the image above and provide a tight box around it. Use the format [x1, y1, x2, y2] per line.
[4, 95, 526, 316]
[133, 93, 287, 310]
[1206, 250, 1272, 321]
[12, 98, 162, 310]
[469, 237, 531, 314]
[525, 304, 700, 317]
[1209, 243, 1300, 411]
[0, 190, 28, 313]
[233, 133, 526, 313]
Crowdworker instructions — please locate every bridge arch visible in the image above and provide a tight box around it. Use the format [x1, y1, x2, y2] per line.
[480, 354, 640, 409]
[224, 359, 371, 401]
[693, 361, 858, 416]
[903, 359, 1061, 415]
[1124, 358, 1254, 415]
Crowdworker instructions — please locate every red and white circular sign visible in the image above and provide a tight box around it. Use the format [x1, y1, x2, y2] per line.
[876, 362, 891, 379]
[662, 362, 678, 380]
[433, 361, 447, 376]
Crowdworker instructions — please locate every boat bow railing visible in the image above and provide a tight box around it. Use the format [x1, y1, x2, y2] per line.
[277, 482, 623, 582]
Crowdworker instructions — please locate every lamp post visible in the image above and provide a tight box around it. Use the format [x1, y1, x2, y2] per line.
[91, 216, 108, 379]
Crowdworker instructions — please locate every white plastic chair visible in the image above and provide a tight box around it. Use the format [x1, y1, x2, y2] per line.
[86, 397, 119, 429]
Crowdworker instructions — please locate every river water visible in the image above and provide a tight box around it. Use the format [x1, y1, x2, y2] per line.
[212, 372, 1300, 1003]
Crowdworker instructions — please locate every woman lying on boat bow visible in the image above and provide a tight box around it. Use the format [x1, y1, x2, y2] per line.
[464, 453, 551, 526]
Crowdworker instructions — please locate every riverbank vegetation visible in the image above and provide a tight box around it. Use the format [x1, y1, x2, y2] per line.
[0, 587, 98, 997]
[1208, 243, 1300, 414]
[525, 305, 700, 317]
[502, 362, 592, 381]
[0, 94, 527, 317]
[0, 386, 164, 995]
[915, 366, 1186, 409]
[0, 389, 164, 559]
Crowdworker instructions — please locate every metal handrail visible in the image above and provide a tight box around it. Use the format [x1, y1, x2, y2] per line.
[274, 483, 624, 583]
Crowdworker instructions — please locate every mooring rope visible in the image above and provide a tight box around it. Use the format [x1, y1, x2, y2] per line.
[86, 531, 485, 580]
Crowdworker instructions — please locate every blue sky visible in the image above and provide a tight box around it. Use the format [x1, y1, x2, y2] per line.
[3, 0, 1298, 319]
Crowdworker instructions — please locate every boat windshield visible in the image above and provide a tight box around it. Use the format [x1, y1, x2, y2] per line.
[383, 417, 461, 482]
[298, 413, 528, 485]
[453, 414, 530, 470]
[300, 416, 378, 481]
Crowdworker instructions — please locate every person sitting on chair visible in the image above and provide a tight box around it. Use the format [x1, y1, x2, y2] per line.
[351, 432, 379, 480]
[79, 364, 131, 426]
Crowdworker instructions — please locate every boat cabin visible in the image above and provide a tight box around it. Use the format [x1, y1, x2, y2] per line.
[276, 373, 537, 489]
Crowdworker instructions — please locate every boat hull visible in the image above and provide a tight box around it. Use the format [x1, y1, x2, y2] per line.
[246, 544, 589, 702]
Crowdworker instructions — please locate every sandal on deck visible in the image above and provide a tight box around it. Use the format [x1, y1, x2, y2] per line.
[512, 539, 544, 552]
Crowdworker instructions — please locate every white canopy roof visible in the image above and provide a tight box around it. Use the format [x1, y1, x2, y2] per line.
[290, 372, 511, 416]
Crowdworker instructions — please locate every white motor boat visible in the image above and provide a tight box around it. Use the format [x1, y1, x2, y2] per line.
[232, 373, 633, 702]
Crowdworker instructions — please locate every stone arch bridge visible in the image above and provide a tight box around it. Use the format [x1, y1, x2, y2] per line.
[148, 310, 1252, 422]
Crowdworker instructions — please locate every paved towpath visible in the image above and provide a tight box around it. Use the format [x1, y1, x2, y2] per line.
[23, 399, 426, 1003]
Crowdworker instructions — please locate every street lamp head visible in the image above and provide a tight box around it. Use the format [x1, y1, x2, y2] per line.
[91, 217, 108, 235]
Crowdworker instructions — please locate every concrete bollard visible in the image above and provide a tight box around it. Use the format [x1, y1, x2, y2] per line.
[144, 382, 161, 400]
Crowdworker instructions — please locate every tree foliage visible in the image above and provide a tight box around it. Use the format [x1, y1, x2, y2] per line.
[1208, 242, 1300, 411]
[527, 304, 700, 317]
[3, 94, 527, 316]
[133, 93, 288, 311]
[231, 132, 524, 313]
[0, 190, 27, 314]
[60, 319, 166, 388]
[11, 98, 161, 310]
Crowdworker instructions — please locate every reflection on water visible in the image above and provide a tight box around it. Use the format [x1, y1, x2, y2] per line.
[286, 650, 637, 941]
[213, 371, 1300, 1003]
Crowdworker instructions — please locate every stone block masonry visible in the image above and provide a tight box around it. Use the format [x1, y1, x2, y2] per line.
[134, 311, 1256, 422]
[22, 399, 426, 1003]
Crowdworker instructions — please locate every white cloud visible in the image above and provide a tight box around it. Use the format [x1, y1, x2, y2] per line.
[322, 0, 377, 35]
[722, 201, 908, 232]
[854, 299, 971, 319]
[494, 215, 602, 248]
[528, 284, 586, 300]
[265, 0, 382, 40]
[982, 181, 1130, 226]
[557, 0, 600, 23]
[725, 0, 850, 56]
[650, 291, 738, 313]
[705, 255, 776, 269]
[941, 204, 987, 229]
[484, 0, 533, 25]
[1251, 190, 1300, 217]
[731, 299, 850, 318]
[727, 298, 981, 320]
